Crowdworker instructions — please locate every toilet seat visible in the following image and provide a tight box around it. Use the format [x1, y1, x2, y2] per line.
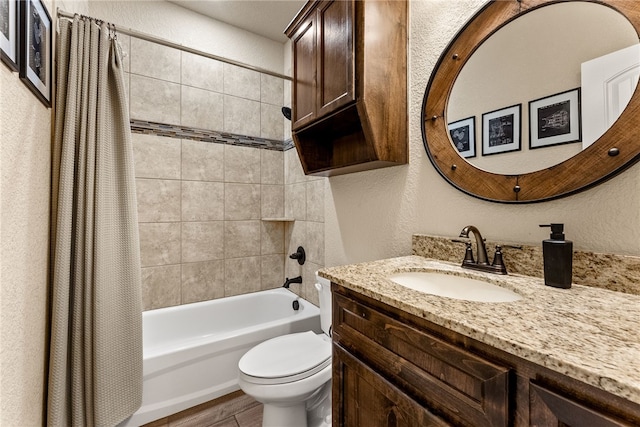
[239, 331, 331, 385]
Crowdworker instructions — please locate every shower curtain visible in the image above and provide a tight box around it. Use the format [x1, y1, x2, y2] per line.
[48, 16, 143, 426]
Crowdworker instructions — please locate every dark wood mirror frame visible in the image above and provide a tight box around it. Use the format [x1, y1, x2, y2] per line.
[422, 0, 640, 203]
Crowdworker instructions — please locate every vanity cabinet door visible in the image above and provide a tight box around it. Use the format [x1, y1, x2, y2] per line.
[529, 383, 636, 427]
[333, 291, 510, 427]
[333, 343, 450, 427]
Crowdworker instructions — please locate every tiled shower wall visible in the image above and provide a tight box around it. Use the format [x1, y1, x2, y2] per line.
[120, 35, 325, 310]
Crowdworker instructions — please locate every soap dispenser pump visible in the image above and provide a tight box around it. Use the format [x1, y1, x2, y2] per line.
[539, 223, 573, 289]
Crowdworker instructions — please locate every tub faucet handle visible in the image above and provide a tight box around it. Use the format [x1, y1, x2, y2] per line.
[289, 246, 306, 265]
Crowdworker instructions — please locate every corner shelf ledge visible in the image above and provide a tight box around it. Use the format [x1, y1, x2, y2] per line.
[261, 217, 296, 222]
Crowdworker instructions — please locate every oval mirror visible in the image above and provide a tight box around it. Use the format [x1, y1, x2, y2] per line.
[422, 0, 640, 203]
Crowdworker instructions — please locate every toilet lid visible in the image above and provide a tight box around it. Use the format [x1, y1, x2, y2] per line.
[239, 331, 331, 383]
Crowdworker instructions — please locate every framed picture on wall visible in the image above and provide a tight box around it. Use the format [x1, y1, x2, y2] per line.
[19, 0, 50, 107]
[481, 104, 521, 156]
[529, 88, 581, 149]
[448, 117, 476, 158]
[1, 0, 19, 71]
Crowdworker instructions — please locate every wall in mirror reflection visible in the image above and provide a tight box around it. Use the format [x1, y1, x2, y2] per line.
[447, 2, 639, 175]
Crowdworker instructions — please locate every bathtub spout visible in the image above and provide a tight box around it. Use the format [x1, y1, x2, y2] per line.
[283, 276, 302, 288]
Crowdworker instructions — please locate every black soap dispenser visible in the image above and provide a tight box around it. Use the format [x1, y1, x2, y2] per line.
[539, 223, 573, 289]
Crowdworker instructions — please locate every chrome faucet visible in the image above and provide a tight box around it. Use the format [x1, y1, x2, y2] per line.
[458, 225, 508, 275]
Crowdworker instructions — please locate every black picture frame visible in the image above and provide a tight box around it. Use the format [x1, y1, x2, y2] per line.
[448, 116, 476, 158]
[529, 88, 581, 149]
[1, 0, 19, 71]
[19, 0, 50, 107]
[481, 104, 521, 156]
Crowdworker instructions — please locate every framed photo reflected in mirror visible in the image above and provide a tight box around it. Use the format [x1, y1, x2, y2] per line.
[448, 116, 476, 158]
[529, 88, 581, 149]
[481, 104, 521, 156]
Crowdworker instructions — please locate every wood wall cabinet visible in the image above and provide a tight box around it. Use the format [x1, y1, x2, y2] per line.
[332, 285, 640, 427]
[285, 0, 407, 176]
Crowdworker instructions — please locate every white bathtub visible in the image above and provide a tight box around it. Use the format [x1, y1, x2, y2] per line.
[120, 288, 321, 426]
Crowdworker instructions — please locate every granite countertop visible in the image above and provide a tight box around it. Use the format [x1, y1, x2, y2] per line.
[318, 255, 640, 405]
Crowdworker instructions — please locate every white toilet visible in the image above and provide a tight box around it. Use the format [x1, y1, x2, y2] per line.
[238, 274, 332, 427]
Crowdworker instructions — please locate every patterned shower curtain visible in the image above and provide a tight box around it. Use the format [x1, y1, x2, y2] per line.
[48, 16, 143, 426]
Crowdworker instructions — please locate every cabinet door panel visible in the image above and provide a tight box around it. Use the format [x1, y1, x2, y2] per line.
[292, 17, 317, 130]
[317, 0, 355, 118]
[530, 383, 636, 427]
[333, 292, 509, 426]
[333, 343, 450, 427]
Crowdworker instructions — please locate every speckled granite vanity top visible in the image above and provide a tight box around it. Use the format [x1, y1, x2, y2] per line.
[318, 255, 640, 405]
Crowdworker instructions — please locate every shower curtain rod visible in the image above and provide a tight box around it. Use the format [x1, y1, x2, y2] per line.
[56, 8, 292, 81]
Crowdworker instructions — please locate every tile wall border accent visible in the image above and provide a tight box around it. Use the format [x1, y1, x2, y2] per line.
[130, 119, 286, 151]
[413, 234, 640, 295]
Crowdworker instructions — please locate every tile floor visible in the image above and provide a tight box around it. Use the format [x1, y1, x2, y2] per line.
[143, 391, 263, 427]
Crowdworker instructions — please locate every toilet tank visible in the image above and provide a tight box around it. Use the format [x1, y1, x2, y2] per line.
[315, 273, 332, 336]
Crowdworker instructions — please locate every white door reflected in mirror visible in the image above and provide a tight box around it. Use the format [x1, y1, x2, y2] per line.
[581, 44, 640, 149]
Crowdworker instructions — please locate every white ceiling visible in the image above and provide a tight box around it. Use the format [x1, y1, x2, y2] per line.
[169, 0, 307, 43]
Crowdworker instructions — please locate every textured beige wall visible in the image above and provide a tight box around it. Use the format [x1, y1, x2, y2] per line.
[0, 21, 52, 427]
[87, 0, 285, 75]
[325, 0, 640, 268]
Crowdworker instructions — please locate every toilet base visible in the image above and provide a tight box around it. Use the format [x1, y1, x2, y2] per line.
[262, 402, 307, 427]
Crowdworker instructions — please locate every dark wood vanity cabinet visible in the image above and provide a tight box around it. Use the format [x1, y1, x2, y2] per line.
[285, 0, 407, 176]
[332, 285, 640, 427]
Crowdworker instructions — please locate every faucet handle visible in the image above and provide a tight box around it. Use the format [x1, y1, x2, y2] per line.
[463, 242, 475, 263]
[491, 245, 508, 274]
[452, 239, 476, 263]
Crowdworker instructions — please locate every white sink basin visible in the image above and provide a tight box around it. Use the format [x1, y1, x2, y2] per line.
[387, 271, 522, 303]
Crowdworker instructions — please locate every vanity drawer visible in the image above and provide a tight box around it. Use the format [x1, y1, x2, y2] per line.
[333, 291, 510, 427]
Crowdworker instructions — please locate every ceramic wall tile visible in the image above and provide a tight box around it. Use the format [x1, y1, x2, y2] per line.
[182, 52, 224, 93]
[284, 148, 306, 185]
[261, 103, 284, 141]
[284, 80, 292, 141]
[225, 145, 261, 184]
[182, 221, 224, 263]
[139, 222, 181, 267]
[181, 140, 224, 182]
[302, 261, 323, 306]
[261, 254, 284, 290]
[130, 75, 181, 125]
[223, 95, 261, 137]
[181, 181, 224, 221]
[261, 74, 284, 106]
[261, 222, 284, 255]
[132, 133, 181, 179]
[141, 265, 182, 310]
[284, 221, 307, 280]
[130, 38, 181, 83]
[224, 257, 262, 297]
[225, 183, 261, 220]
[305, 179, 325, 222]
[306, 221, 325, 265]
[285, 183, 306, 221]
[136, 179, 181, 222]
[224, 221, 261, 259]
[117, 34, 131, 73]
[261, 149, 284, 185]
[224, 63, 261, 101]
[181, 86, 224, 131]
[261, 185, 284, 218]
[181, 260, 225, 304]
